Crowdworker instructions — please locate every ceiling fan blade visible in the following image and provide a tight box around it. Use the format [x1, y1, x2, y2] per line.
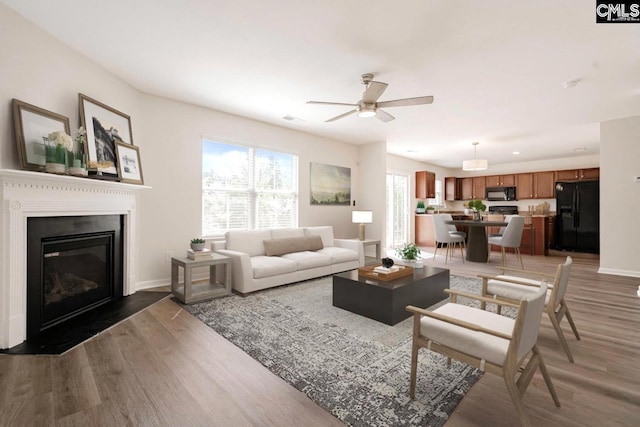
[326, 109, 357, 122]
[376, 96, 434, 108]
[375, 109, 395, 122]
[362, 81, 388, 103]
[307, 101, 359, 107]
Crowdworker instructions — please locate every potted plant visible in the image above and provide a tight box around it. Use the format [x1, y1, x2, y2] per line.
[467, 199, 486, 221]
[426, 205, 435, 213]
[190, 237, 206, 251]
[395, 243, 421, 261]
[416, 201, 426, 214]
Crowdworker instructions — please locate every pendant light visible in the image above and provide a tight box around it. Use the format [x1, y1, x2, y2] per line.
[462, 142, 488, 171]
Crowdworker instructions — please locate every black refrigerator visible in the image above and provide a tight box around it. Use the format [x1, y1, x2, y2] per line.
[555, 180, 599, 253]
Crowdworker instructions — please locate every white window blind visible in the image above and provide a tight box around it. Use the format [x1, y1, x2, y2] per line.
[202, 140, 298, 236]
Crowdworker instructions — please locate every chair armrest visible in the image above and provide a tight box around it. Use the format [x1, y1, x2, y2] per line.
[496, 266, 554, 278]
[478, 274, 546, 289]
[443, 289, 522, 308]
[406, 305, 512, 340]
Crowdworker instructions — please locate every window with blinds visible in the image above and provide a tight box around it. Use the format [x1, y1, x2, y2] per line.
[202, 140, 298, 236]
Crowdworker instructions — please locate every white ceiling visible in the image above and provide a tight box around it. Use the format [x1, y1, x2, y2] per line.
[4, 0, 640, 169]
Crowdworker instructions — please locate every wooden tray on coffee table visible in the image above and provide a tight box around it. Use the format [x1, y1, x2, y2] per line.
[358, 264, 414, 281]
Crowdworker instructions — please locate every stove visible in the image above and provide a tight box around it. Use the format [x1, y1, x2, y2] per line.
[488, 205, 519, 215]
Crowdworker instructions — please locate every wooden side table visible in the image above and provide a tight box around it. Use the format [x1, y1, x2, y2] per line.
[171, 253, 232, 304]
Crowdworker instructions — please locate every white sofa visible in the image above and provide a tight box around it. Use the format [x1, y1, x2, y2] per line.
[212, 226, 364, 294]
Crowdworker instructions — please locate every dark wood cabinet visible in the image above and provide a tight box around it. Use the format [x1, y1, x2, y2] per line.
[473, 176, 486, 200]
[556, 168, 599, 181]
[459, 177, 473, 200]
[415, 171, 436, 199]
[534, 171, 555, 198]
[485, 174, 515, 187]
[445, 177, 458, 201]
[516, 173, 534, 199]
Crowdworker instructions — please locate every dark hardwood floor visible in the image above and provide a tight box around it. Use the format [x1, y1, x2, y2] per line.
[1, 251, 639, 426]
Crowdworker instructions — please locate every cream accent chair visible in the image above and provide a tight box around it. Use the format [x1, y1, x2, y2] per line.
[441, 213, 466, 239]
[487, 215, 525, 269]
[407, 282, 560, 427]
[479, 256, 581, 363]
[432, 214, 465, 264]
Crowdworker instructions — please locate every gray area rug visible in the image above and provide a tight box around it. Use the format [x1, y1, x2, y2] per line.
[181, 275, 485, 427]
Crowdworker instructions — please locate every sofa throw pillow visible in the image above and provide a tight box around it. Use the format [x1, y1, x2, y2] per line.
[263, 235, 323, 257]
[304, 226, 334, 247]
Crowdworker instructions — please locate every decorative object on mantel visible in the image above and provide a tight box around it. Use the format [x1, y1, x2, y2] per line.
[68, 127, 88, 177]
[11, 99, 71, 172]
[44, 131, 72, 174]
[115, 141, 144, 184]
[190, 238, 206, 251]
[79, 93, 134, 179]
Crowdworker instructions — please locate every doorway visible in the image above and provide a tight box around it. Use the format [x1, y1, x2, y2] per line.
[386, 173, 409, 251]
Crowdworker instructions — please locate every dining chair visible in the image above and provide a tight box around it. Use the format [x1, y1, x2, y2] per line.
[407, 282, 560, 427]
[487, 215, 525, 269]
[479, 256, 580, 362]
[441, 213, 466, 239]
[432, 214, 465, 263]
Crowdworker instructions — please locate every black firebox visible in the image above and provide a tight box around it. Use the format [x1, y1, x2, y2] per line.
[26, 215, 123, 339]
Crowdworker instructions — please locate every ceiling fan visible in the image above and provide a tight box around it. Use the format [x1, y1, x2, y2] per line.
[307, 73, 434, 123]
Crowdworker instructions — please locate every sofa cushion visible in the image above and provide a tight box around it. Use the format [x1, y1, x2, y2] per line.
[225, 229, 272, 257]
[263, 236, 323, 257]
[304, 226, 335, 247]
[271, 228, 305, 239]
[281, 251, 332, 270]
[317, 246, 359, 264]
[251, 256, 297, 279]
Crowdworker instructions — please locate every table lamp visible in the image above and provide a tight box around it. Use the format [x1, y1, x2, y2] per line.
[352, 210, 373, 241]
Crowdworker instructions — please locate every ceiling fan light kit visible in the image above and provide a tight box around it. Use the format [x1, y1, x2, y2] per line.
[307, 73, 434, 123]
[462, 142, 488, 171]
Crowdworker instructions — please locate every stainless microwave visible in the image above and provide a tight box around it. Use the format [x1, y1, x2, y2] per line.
[486, 186, 517, 201]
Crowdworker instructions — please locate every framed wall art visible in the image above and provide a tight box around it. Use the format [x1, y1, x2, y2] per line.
[12, 99, 71, 171]
[310, 162, 351, 205]
[79, 93, 133, 177]
[114, 141, 144, 185]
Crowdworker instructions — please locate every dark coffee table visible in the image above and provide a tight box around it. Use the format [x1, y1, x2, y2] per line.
[332, 266, 450, 325]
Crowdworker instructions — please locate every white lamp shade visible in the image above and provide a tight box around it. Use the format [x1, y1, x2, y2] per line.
[352, 210, 373, 224]
[462, 158, 488, 171]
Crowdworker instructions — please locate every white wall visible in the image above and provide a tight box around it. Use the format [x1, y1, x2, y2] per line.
[599, 116, 640, 277]
[357, 142, 387, 246]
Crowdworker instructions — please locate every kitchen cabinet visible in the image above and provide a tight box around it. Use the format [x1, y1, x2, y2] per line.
[415, 214, 436, 247]
[534, 171, 555, 198]
[459, 177, 473, 200]
[485, 174, 515, 187]
[556, 168, 599, 181]
[445, 177, 458, 201]
[516, 173, 534, 199]
[473, 177, 486, 200]
[415, 171, 436, 199]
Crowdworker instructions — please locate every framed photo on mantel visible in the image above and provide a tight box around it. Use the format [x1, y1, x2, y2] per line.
[12, 99, 71, 171]
[115, 141, 144, 185]
[79, 93, 134, 178]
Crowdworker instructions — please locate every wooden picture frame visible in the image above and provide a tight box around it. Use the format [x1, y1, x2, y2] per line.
[79, 93, 133, 176]
[310, 162, 351, 205]
[12, 99, 71, 171]
[115, 141, 144, 185]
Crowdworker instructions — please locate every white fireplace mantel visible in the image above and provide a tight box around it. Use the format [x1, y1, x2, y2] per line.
[0, 169, 149, 349]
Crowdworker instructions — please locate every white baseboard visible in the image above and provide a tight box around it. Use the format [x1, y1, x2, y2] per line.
[135, 272, 211, 291]
[597, 267, 640, 278]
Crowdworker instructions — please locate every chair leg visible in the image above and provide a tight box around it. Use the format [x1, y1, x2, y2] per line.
[444, 243, 449, 264]
[516, 248, 524, 269]
[562, 301, 581, 340]
[548, 311, 575, 363]
[503, 372, 532, 427]
[433, 243, 439, 260]
[501, 247, 506, 266]
[409, 339, 419, 399]
[487, 243, 491, 263]
[533, 345, 561, 408]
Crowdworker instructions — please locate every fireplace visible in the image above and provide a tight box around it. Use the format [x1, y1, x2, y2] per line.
[27, 215, 123, 338]
[0, 170, 146, 349]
